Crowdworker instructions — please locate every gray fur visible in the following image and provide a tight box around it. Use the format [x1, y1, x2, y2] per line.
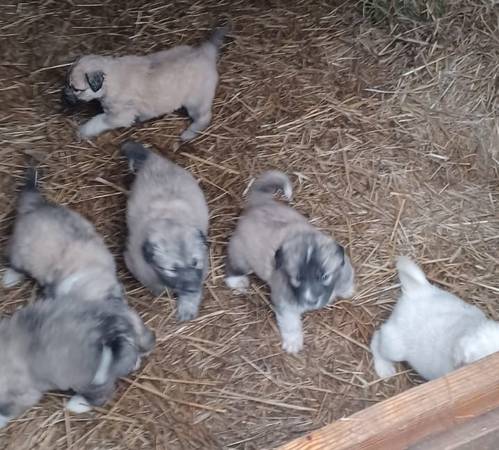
[3, 168, 123, 303]
[123, 141, 209, 321]
[0, 295, 154, 426]
[63, 23, 228, 142]
[226, 171, 355, 353]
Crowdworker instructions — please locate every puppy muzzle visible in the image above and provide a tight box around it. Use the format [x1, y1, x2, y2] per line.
[62, 86, 79, 106]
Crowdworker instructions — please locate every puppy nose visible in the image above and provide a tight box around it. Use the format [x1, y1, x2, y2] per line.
[62, 86, 78, 106]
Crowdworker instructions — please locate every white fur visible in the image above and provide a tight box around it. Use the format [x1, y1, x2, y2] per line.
[0, 414, 11, 429]
[225, 275, 250, 293]
[66, 395, 92, 414]
[92, 346, 113, 385]
[371, 256, 499, 380]
[276, 308, 303, 354]
[2, 268, 25, 288]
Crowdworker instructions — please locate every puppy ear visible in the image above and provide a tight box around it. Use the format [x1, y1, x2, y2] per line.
[336, 244, 345, 266]
[334, 256, 355, 298]
[85, 71, 104, 92]
[198, 230, 208, 247]
[275, 247, 283, 270]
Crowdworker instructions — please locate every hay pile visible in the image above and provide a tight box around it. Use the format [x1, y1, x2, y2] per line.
[0, 1, 498, 448]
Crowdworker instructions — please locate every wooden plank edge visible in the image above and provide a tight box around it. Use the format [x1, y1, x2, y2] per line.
[277, 351, 499, 450]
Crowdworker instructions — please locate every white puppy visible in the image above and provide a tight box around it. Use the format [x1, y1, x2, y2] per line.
[3, 167, 123, 303]
[63, 24, 228, 141]
[371, 256, 499, 380]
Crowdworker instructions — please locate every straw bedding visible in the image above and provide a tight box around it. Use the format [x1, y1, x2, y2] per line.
[0, 0, 498, 448]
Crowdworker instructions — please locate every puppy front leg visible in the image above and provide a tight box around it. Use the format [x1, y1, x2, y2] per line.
[66, 380, 115, 413]
[370, 325, 404, 378]
[176, 290, 203, 322]
[79, 112, 135, 138]
[275, 307, 304, 354]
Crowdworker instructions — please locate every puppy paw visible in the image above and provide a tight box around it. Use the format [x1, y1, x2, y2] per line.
[282, 334, 304, 354]
[78, 123, 96, 140]
[180, 129, 197, 142]
[176, 303, 199, 322]
[0, 414, 11, 429]
[66, 395, 92, 414]
[133, 356, 142, 371]
[225, 275, 249, 293]
[2, 268, 24, 288]
[373, 358, 397, 379]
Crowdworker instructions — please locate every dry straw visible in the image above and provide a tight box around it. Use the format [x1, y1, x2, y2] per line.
[0, 0, 498, 449]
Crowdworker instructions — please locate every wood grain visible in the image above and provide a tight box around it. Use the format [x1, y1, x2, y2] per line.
[278, 352, 499, 450]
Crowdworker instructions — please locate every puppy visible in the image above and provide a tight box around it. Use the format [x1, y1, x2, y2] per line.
[225, 171, 355, 353]
[371, 256, 499, 380]
[0, 294, 155, 427]
[3, 167, 123, 303]
[122, 141, 209, 321]
[63, 24, 228, 142]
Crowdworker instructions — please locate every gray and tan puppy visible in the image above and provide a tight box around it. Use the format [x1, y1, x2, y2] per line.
[0, 294, 155, 428]
[122, 141, 209, 321]
[226, 171, 355, 353]
[3, 168, 123, 302]
[63, 24, 228, 142]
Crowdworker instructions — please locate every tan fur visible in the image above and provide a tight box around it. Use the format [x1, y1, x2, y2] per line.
[123, 141, 209, 321]
[4, 181, 123, 303]
[64, 26, 227, 141]
[226, 171, 355, 353]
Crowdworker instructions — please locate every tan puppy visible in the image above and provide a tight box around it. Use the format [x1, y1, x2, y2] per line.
[63, 25, 228, 141]
[226, 171, 355, 353]
[0, 294, 155, 428]
[3, 168, 123, 303]
[122, 141, 209, 321]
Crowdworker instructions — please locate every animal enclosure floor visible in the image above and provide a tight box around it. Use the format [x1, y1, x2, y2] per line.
[0, 1, 498, 449]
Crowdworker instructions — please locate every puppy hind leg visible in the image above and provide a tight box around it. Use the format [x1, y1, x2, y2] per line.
[225, 253, 251, 293]
[370, 325, 405, 378]
[180, 106, 212, 142]
[176, 290, 203, 322]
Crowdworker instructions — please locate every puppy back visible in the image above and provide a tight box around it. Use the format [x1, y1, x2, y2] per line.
[396, 256, 430, 292]
[246, 170, 293, 207]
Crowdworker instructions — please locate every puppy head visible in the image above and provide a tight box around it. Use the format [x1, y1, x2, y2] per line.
[142, 221, 208, 295]
[275, 232, 354, 309]
[63, 56, 107, 104]
[454, 320, 499, 368]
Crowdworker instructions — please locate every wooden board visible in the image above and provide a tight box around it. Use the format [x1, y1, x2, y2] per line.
[278, 352, 499, 450]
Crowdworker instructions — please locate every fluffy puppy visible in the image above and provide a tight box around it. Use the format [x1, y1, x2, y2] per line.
[0, 294, 155, 428]
[371, 256, 499, 380]
[63, 24, 228, 142]
[3, 168, 123, 303]
[225, 171, 355, 353]
[122, 141, 209, 321]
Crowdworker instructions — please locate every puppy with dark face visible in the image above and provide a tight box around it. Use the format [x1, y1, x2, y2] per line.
[226, 171, 355, 353]
[122, 141, 209, 321]
[63, 24, 228, 142]
[0, 294, 155, 427]
[3, 167, 123, 303]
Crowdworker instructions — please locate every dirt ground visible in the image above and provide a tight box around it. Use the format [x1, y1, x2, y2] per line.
[0, 1, 498, 449]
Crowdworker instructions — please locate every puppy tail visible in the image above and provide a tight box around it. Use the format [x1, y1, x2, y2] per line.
[246, 170, 293, 207]
[396, 256, 431, 292]
[203, 22, 229, 55]
[121, 140, 150, 172]
[18, 166, 44, 214]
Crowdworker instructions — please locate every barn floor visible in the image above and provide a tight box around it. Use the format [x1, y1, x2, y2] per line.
[0, 1, 498, 449]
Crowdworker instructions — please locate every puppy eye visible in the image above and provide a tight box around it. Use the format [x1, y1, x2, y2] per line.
[321, 273, 332, 283]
